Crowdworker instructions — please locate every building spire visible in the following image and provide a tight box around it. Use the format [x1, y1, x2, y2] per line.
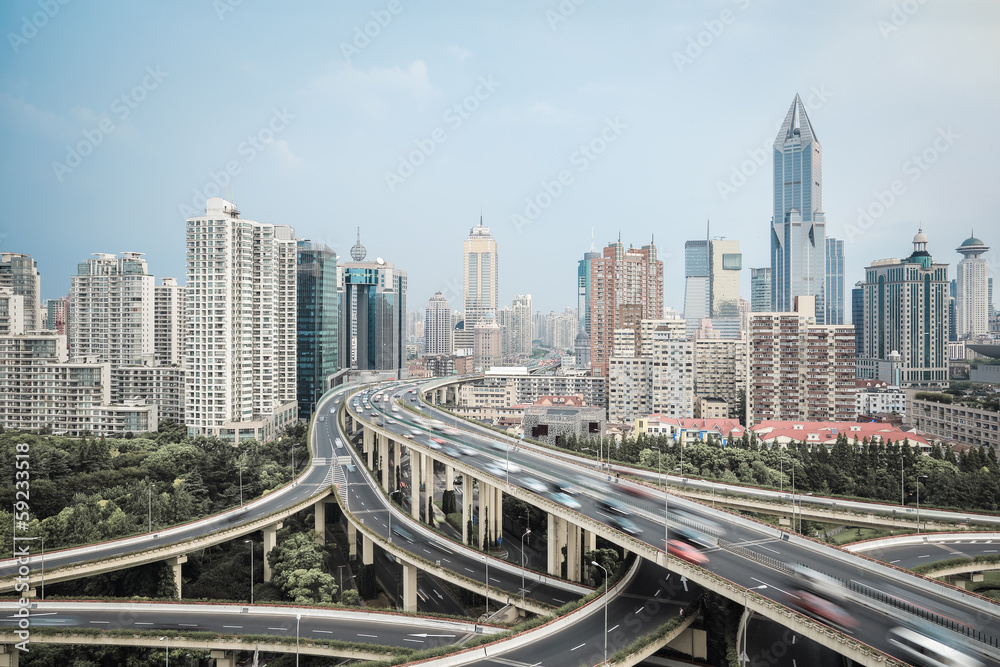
[350, 226, 367, 261]
[590, 227, 595, 253]
[776, 93, 818, 145]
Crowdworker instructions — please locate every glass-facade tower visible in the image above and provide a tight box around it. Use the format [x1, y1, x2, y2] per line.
[771, 94, 827, 323]
[296, 241, 338, 419]
[825, 237, 845, 324]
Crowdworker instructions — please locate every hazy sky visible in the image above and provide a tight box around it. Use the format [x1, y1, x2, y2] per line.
[3, 1, 999, 315]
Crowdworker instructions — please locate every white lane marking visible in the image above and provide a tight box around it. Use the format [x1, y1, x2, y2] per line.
[889, 559, 900, 564]
[179, 623, 198, 627]
[268, 627, 287, 631]
[404, 638, 425, 643]
[223, 625, 242, 629]
[759, 545, 781, 554]
[751, 577, 798, 599]
[552, 598, 566, 603]
[313, 630, 333, 634]
[654, 588, 662, 597]
[570, 643, 586, 651]
[918, 555, 931, 558]
[464, 567, 474, 573]
[984, 550, 997, 553]
[135, 622, 153, 625]
[358, 633, 378, 638]
[609, 624, 620, 632]
[89, 621, 110, 624]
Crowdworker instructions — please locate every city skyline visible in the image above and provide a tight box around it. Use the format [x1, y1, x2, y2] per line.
[2, 4, 998, 313]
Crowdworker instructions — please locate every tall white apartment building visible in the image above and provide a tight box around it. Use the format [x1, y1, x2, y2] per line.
[424, 292, 453, 355]
[185, 198, 297, 442]
[0, 253, 41, 333]
[955, 234, 990, 339]
[155, 277, 186, 366]
[70, 252, 155, 368]
[510, 294, 533, 356]
[0, 289, 24, 335]
[609, 318, 693, 425]
[692, 320, 748, 419]
[458, 217, 498, 351]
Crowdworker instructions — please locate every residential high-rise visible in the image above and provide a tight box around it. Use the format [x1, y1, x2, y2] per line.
[588, 237, 664, 377]
[955, 233, 990, 339]
[154, 278, 186, 366]
[710, 238, 742, 318]
[0, 253, 41, 333]
[296, 240, 338, 419]
[859, 229, 949, 388]
[185, 198, 298, 442]
[852, 281, 865, 359]
[70, 252, 154, 369]
[578, 248, 600, 334]
[0, 290, 24, 335]
[692, 320, 747, 420]
[770, 94, 827, 322]
[510, 294, 532, 357]
[425, 292, 453, 355]
[750, 267, 771, 312]
[608, 318, 692, 425]
[473, 312, 502, 371]
[825, 237, 845, 324]
[684, 228, 741, 336]
[749, 296, 855, 424]
[457, 216, 498, 351]
[338, 229, 407, 375]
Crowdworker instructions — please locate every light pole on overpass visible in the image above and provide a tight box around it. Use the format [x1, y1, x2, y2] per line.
[917, 474, 928, 533]
[592, 560, 609, 666]
[159, 636, 168, 667]
[483, 554, 490, 618]
[244, 539, 254, 604]
[520, 528, 531, 604]
[665, 466, 680, 549]
[741, 584, 767, 666]
[296, 613, 301, 666]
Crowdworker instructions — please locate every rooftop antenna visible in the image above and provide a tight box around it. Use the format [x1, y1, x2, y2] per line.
[590, 227, 595, 253]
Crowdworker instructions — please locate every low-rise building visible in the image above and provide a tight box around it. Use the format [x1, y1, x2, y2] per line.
[523, 395, 604, 446]
[752, 420, 932, 453]
[907, 391, 1000, 450]
[854, 379, 906, 419]
[633, 415, 744, 445]
[694, 396, 728, 420]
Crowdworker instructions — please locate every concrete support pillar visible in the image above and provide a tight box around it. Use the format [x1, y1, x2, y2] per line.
[445, 465, 454, 491]
[262, 521, 282, 582]
[584, 529, 597, 554]
[566, 522, 581, 583]
[393, 440, 401, 491]
[347, 522, 357, 558]
[402, 562, 419, 613]
[0, 644, 19, 667]
[379, 436, 389, 491]
[209, 651, 235, 667]
[410, 450, 421, 521]
[166, 555, 186, 598]
[314, 500, 326, 545]
[547, 513, 562, 576]
[363, 427, 374, 470]
[477, 480, 488, 548]
[362, 533, 374, 565]
[462, 482, 472, 544]
[492, 485, 503, 547]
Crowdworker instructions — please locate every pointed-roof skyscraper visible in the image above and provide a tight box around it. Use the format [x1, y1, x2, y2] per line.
[770, 94, 827, 323]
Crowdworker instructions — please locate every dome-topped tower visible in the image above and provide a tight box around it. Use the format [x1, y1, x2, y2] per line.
[350, 227, 367, 262]
[957, 231, 989, 259]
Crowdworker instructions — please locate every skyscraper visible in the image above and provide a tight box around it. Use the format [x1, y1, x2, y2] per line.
[337, 229, 406, 375]
[425, 292, 453, 355]
[296, 240, 338, 419]
[0, 252, 41, 333]
[185, 198, 298, 442]
[825, 237, 845, 325]
[70, 252, 154, 369]
[577, 247, 600, 334]
[510, 294, 533, 357]
[683, 236, 710, 322]
[859, 229, 949, 388]
[955, 233, 990, 338]
[851, 281, 865, 359]
[588, 237, 663, 377]
[458, 216, 498, 351]
[770, 94, 827, 323]
[709, 238, 742, 318]
[750, 267, 771, 312]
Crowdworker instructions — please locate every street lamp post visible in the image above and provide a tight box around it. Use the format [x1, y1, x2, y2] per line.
[39, 535, 44, 600]
[917, 474, 929, 533]
[484, 555, 490, 618]
[779, 453, 784, 494]
[664, 466, 680, 549]
[244, 539, 254, 604]
[741, 585, 768, 666]
[653, 446, 662, 490]
[148, 483, 153, 533]
[239, 457, 244, 506]
[592, 560, 609, 666]
[159, 636, 169, 667]
[520, 528, 531, 603]
[295, 613, 301, 666]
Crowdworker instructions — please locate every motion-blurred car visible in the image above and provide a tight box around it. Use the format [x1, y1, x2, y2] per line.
[520, 476, 547, 493]
[887, 624, 983, 667]
[457, 445, 478, 457]
[549, 492, 582, 509]
[791, 591, 857, 633]
[597, 498, 629, 517]
[666, 539, 708, 566]
[608, 515, 642, 536]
